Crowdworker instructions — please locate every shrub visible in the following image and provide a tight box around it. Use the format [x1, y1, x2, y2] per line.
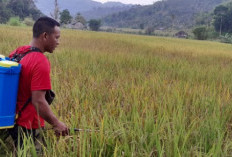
[145, 27, 154, 35]
[89, 19, 101, 31]
[220, 33, 232, 43]
[106, 28, 113, 32]
[207, 27, 219, 39]
[23, 17, 34, 26]
[7, 17, 21, 26]
[193, 26, 208, 40]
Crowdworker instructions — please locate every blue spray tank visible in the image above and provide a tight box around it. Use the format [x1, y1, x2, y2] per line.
[0, 55, 21, 129]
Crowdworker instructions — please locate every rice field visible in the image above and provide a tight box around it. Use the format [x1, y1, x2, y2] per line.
[1, 25, 232, 156]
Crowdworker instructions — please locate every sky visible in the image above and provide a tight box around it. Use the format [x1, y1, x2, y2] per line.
[93, 0, 160, 5]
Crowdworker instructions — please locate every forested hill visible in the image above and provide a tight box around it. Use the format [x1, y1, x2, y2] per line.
[103, 0, 230, 29]
[35, 0, 132, 20]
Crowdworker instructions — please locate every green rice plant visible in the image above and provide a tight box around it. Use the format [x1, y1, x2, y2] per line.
[1, 26, 232, 156]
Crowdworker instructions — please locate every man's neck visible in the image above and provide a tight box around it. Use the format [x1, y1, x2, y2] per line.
[30, 39, 45, 53]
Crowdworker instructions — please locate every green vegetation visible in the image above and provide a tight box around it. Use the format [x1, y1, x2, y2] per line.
[89, 19, 101, 31]
[0, 0, 42, 24]
[213, 2, 232, 34]
[145, 27, 155, 35]
[7, 17, 21, 26]
[103, 0, 230, 29]
[75, 13, 87, 26]
[101, 0, 232, 42]
[191, 1, 232, 42]
[1, 26, 232, 156]
[60, 9, 72, 25]
[23, 17, 34, 26]
[192, 26, 208, 40]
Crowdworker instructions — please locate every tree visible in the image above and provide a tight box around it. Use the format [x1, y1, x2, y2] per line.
[145, 27, 154, 35]
[194, 12, 212, 28]
[88, 19, 101, 31]
[170, 14, 176, 31]
[0, 0, 12, 23]
[6, 0, 42, 21]
[75, 13, 86, 25]
[7, 0, 26, 19]
[60, 9, 72, 24]
[193, 26, 208, 40]
[139, 23, 144, 30]
[29, 8, 42, 20]
[0, 0, 41, 23]
[213, 5, 229, 35]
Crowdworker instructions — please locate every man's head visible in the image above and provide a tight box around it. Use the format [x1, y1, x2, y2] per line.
[33, 17, 60, 53]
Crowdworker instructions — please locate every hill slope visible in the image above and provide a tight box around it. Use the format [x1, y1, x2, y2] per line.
[103, 0, 230, 29]
[35, 0, 132, 19]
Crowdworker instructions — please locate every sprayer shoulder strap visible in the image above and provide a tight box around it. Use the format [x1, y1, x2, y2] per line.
[17, 97, 32, 119]
[11, 47, 42, 63]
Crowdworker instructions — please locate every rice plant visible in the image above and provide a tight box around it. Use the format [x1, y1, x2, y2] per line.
[0, 25, 232, 156]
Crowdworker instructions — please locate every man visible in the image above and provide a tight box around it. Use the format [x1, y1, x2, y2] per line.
[8, 17, 68, 148]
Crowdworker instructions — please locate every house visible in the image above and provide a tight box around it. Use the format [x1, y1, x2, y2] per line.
[174, 31, 188, 38]
[66, 22, 86, 30]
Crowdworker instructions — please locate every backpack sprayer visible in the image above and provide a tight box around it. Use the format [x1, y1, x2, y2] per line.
[0, 55, 21, 129]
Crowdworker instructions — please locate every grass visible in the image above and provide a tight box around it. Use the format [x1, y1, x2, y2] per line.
[1, 25, 232, 156]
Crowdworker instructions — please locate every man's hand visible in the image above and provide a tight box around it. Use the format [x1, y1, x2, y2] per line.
[32, 90, 69, 136]
[53, 121, 69, 136]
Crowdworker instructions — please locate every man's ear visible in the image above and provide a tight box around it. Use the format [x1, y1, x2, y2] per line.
[42, 32, 48, 40]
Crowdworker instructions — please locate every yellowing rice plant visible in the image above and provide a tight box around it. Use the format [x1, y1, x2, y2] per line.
[1, 25, 232, 156]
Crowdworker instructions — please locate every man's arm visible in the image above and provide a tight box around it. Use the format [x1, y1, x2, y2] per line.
[32, 90, 68, 135]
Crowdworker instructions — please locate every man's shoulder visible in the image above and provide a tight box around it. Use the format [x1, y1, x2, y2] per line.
[25, 52, 48, 62]
[9, 45, 31, 58]
[21, 52, 50, 70]
[27, 51, 46, 58]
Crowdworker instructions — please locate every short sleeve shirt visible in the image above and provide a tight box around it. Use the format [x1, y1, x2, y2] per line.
[10, 47, 51, 129]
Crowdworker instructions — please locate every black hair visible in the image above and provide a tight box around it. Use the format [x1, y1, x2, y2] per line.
[33, 17, 60, 38]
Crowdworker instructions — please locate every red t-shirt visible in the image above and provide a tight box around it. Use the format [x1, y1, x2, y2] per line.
[9, 46, 51, 129]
